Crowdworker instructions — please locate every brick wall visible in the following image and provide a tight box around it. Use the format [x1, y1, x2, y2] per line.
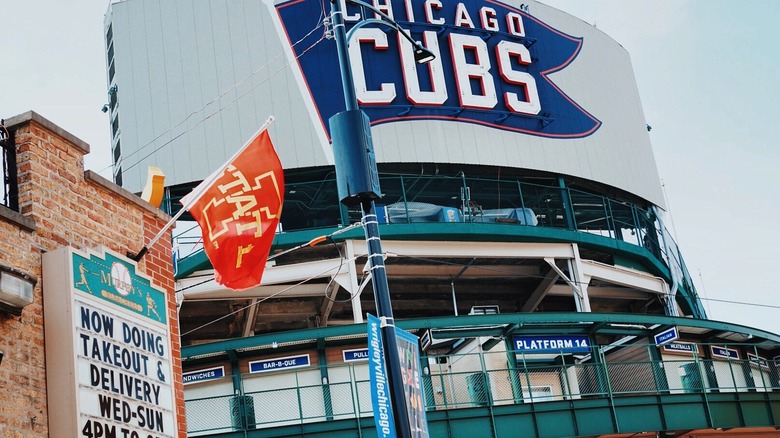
[0, 111, 186, 437]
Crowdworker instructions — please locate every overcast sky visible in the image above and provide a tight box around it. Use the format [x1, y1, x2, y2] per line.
[540, 0, 780, 336]
[1, 1, 778, 335]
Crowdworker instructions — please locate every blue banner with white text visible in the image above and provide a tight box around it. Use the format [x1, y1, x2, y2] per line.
[368, 314, 396, 438]
[513, 334, 591, 354]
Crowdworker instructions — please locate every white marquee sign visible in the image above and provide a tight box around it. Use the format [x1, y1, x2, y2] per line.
[43, 246, 178, 438]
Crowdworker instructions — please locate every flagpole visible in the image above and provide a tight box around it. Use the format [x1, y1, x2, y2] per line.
[130, 116, 276, 262]
[129, 207, 188, 262]
[180, 116, 276, 208]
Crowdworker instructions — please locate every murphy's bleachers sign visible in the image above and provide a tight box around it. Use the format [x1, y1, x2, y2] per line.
[43, 247, 177, 438]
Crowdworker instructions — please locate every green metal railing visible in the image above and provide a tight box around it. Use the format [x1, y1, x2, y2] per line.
[281, 174, 644, 232]
[184, 344, 780, 435]
[174, 172, 703, 314]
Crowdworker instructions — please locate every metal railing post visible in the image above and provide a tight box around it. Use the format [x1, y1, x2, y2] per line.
[504, 337, 524, 404]
[607, 200, 622, 241]
[317, 347, 334, 421]
[295, 371, 304, 423]
[516, 180, 527, 212]
[519, 351, 541, 437]
[728, 356, 741, 392]
[520, 351, 533, 403]
[561, 355, 573, 399]
[478, 352, 498, 438]
[694, 349, 715, 428]
[400, 174, 410, 223]
[648, 344, 670, 394]
[559, 355, 581, 436]
[350, 365, 365, 438]
[479, 352, 494, 406]
[558, 177, 575, 229]
[754, 345, 769, 391]
[598, 347, 619, 433]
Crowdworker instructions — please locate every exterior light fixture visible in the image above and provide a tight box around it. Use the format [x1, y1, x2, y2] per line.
[341, 0, 436, 67]
[413, 44, 436, 64]
[0, 265, 36, 315]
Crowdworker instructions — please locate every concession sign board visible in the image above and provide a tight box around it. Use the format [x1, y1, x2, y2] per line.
[43, 246, 178, 438]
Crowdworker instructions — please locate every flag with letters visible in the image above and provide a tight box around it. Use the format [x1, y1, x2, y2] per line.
[180, 122, 283, 290]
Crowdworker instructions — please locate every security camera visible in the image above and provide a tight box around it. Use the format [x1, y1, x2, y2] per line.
[0, 350, 3, 366]
[101, 104, 109, 113]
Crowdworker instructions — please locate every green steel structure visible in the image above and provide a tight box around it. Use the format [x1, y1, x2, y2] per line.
[180, 314, 780, 437]
[174, 171, 706, 319]
[174, 171, 780, 437]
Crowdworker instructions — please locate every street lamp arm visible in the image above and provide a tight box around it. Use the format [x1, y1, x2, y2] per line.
[339, 0, 436, 63]
[345, 18, 404, 43]
[343, 0, 399, 31]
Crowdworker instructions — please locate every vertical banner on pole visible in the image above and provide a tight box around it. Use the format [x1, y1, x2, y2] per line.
[396, 328, 430, 438]
[368, 314, 430, 438]
[368, 314, 396, 438]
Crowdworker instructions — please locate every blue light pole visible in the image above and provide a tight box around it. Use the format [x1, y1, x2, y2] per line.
[327, 1, 435, 437]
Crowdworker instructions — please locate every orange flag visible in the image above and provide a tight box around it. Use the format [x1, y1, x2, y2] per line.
[180, 122, 283, 290]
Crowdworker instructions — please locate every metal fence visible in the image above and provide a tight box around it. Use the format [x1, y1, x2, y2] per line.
[174, 172, 702, 312]
[0, 124, 18, 211]
[185, 394, 234, 434]
[184, 346, 780, 435]
[279, 174, 653, 234]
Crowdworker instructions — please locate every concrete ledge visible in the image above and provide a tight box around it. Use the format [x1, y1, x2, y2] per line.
[4, 110, 90, 154]
[85, 170, 171, 222]
[0, 204, 36, 232]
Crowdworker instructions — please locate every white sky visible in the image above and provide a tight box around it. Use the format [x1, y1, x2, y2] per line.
[1, 1, 778, 334]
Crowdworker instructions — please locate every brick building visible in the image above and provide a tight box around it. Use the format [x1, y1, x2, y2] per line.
[0, 111, 185, 437]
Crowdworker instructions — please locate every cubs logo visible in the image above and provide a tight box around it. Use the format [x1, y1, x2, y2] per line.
[273, 0, 600, 140]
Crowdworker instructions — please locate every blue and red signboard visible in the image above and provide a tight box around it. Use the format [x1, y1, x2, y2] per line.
[274, 0, 600, 140]
[249, 354, 311, 373]
[710, 346, 739, 360]
[662, 342, 698, 356]
[343, 348, 370, 362]
[183, 366, 225, 385]
[513, 335, 591, 354]
[653, 327, 679, 346]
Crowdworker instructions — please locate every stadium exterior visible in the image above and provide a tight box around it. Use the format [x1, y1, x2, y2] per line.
[105, 0, 780, 436]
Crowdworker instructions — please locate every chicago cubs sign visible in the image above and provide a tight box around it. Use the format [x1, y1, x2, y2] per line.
[273, 0, 600, 140]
